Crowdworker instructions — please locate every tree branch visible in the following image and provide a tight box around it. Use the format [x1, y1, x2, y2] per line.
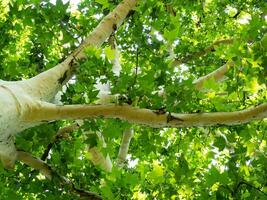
[41, 124, 79, 161]
[23, 102, 267, 128]
[17, 151, 52, 178]
[117, 128, 134, 167]
[109, 35, 121, 76]
[88, 146, 112, 172]
[71, 0, 138, 60]
[17, 151, 102, 199]
[95, 35, 121, 104]
[172, 39, 234, 66]
[234, 181, 267, 196]
[21, 0, 138, 102]
[193, 61, 235, 90]
[87, 132, 113, 172]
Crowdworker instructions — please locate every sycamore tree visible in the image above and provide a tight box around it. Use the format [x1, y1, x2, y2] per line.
[0, 0, 266, 199]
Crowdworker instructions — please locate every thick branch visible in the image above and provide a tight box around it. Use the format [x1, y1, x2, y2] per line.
[17, 151, 102, 199]
[71, 0, 138, 60]
[22, 0, 138, 101]
[88, 147, 112, 172]
[23, 102, 267, 127]
[17, 151, 52, 178]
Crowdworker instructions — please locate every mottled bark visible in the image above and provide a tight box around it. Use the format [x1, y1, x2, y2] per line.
[23, 102, 267, 128]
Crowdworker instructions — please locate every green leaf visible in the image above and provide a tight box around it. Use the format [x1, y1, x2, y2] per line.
[163, 27, 179, 43]
[95, 0, 109, 9]
[104, 46, 115, 61]
[203, 77, 220, 91]
[147, 160, 164, 184]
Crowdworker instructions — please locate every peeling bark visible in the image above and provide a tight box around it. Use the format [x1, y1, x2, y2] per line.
[23, 102, 267, 128]
[0, 0, 265, 171]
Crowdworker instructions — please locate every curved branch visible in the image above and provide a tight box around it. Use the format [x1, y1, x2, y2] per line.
[172, 39, 234, 66]
[17, 151, 102, 199]
[234, 181, 267, 196]
[17, 151, 52, 179]
[41, 124, 79, 161]
[88, 147, 112, 172]
[193, 61, 235, 90]
[23, 102, 267, 128]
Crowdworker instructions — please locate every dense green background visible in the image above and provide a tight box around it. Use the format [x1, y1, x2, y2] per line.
[0, 0, 266, 199]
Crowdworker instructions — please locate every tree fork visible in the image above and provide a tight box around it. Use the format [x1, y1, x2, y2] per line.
[20, 0, 139, 102]
[0, 0, 138, 169]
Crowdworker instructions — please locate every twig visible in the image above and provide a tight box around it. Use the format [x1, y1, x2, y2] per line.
[234, 181, 267, 196]
[41, 124, 79, 161]
[172, 39, 234, 66]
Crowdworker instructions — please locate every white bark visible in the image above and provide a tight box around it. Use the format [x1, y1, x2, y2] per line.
[0, 0, 265, 171]
[111, 38, 122, 76]
[0, 82, 40, 168]
[87, 132, 113, 172]
[23, 102, 267, 128]
[18, 0, 138, 103]
[95, 36, 121, 104]
[88, 147, 112, 172]
[117, 128, 134, 167]
[193, 61, 235, 90]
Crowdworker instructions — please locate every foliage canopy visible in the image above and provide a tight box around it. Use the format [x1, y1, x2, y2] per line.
[0, 0, 266, 199]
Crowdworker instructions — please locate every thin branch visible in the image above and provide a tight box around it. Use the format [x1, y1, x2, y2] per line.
[117, 128, 134, 167]
[172, 39, 234, 66]
[95, 35, 121, 104]
[41, 124, 79, 161]
[193, 61, 235, 90]
[234, 181, 267, 196]
[17, 151, 102, 199]
[23, 102, 267, 128]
